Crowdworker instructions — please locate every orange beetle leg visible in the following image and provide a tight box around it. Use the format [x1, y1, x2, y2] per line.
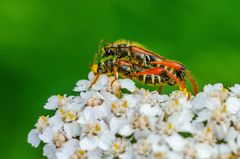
[150, 61, 184, 71]
[111, 66, 119, 86]
[135, 67, 187, 94]
[158, 83, 164, 94]
[89, 73, 100, 89]
[186, 69, 198, 95]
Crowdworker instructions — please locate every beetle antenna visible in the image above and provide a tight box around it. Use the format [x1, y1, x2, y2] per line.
[93, 39, 106, 64]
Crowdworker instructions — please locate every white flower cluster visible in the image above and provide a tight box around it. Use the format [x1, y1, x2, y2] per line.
[28, 72, 240, 159]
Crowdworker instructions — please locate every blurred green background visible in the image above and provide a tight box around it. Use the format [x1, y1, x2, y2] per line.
[0, 0, 240, 158]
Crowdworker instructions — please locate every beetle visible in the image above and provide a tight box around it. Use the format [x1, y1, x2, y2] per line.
[90, 58, 190, 98]
[90, 40, 198, 96]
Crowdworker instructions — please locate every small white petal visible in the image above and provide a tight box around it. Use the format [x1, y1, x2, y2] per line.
[28, 129, 41, 148]
[195, 109, 211, 122]
[195, 143, 214, 159]
[84, 103, 108, 122]
[140, 104, 162, 117]
[119, 149, 134, 159]
[192, 92, 208, 111]
[74, 80, 90, 92]
[192, 92, 221, 111]
[226, 97, 240, 114]
[88, 149, 102, 159]
[151, 144, 169, 154]
[88, 71, 95, 81]
[216, 144, 231, 155]
[39, 127, 55, 144]
[80, 137, 97, 150]
[228, 140, 238, 154]
[122, 94, 138, 108]
[237, 134, 240, 146]
[43, 144, 56, 159]
[165, 133, 186, 152]
[44, 96, 59, 110]
[48, 115, 64, 132]
[98, 131, 115, 150]
[204, 83, 223, 95]
[167, 152, 184, 159]
[212, 124, 227, 140]
[118, 79, 136, 92]
[110, 117, 128, 134]
[230, 84, 240, 96]
[56, 139, 79, 159]
[119, 125, 134, 137]
[100, 90, 118, 102]
[225, 127, 238, 141]
[64, 122, 81, 138]
[92, 74, 108, 91]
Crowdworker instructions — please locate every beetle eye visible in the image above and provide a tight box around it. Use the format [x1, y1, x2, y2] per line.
[105, 48, 114, 55]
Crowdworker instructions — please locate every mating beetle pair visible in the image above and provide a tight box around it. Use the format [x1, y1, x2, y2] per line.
[90, 40, 198, 97]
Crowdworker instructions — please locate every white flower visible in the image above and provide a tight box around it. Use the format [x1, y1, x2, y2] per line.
[100, 90, 118, 102]
[109, 117, 128, 134]
[79, 120, 115, 151]
[55, 139, 79, 159]
[39, 127, 56, 144]
[105, 138, 132, 159]
[84, 102, 109, 122]
[162, 91, 189, 115]
[204, 83, 227, 99]
[74, 80, 90, 92]
[83, 92, 110, 121]
[118, 79, 136, 92]
[63, 122, 81, 138]
[192, 92, 221, 112]
[28, 72, 240, 159]
[44, 95, 72, 110]
[44, 96, 59, 110]
[118, 149, 134, 159]
[213, 144, 232, 158]
[211, 122, 229, 140]
[28, 129, 41, 148]
[109, 108, 133, 136]
[43, 144, 56, 159]
[168, 109, 195, 133]
[36, 115, 64, 145]
[167, 152, 184, 159]
[119, 125, 134, 137]
[165, 133, 187, 152]
[134, 138, 152, 157]
[48, 114, 64, 132]
[226, 97, 240, 114]
[195, 143, 214, 159]
[139, 103, 163, 117]
[122, 94, 138, 108]
[229, 84, 240, 97]
[89, 72, 108, 91]
[194, 109, 211, 122]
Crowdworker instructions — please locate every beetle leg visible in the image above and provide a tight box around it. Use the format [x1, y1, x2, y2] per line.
[89, 73, 100, 89]
[150, 61, 184, 71]
[186, 69, 198, 95]
[134, 67, 190, 99]
[151, 61, 198, 96]
[158, 83, 164, 94]
[135, 67, 185, 89]
[111, 66, 119, 86]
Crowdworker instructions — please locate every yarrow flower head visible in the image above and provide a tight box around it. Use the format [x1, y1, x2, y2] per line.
[28, 72, 240, 159]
